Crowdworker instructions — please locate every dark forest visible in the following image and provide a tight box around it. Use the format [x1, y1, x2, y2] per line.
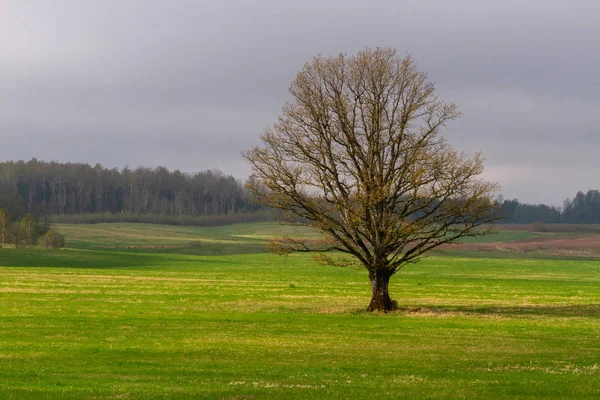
[0, 159, 599, 225]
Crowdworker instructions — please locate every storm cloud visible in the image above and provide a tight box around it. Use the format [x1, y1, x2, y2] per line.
[1, 0, 599, 205]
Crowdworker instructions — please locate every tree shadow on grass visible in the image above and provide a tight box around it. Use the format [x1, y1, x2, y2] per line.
[65, 240, 268, 257]
[396, 304, 600, 318]
[109, 242, 268, 256]
[0, 248, 227, 270]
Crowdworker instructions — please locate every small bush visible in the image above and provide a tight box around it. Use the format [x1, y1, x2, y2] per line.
[531, 221, 548, 232]
[40, 230, 66, 249]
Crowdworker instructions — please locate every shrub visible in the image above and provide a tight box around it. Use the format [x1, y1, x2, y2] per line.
[40, 230, 66, 249]
[531, 221, 548, 232]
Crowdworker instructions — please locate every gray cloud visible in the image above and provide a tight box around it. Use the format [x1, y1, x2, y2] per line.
[1, 0, 599, 205]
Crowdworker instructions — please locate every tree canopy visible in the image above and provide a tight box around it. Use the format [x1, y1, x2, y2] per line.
[245, 47, 499, 311]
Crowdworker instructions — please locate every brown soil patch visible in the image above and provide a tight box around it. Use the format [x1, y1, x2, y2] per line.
[114, 245, 183, 249]
[443, 235, 600, 256]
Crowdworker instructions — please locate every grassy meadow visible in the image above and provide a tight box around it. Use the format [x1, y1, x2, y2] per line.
[1, 223, 599, 398]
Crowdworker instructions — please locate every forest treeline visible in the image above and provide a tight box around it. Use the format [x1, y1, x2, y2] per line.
[498, 190, 600, 224]
[1, 159, 600, 225]
[0, 159, 264, 222]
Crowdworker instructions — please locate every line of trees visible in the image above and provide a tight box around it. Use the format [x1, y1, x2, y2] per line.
[2, 159, 600, 226]
[0, 209, 64, 248]
[498, 190, 600, 224]
[0, 159, 265, 221]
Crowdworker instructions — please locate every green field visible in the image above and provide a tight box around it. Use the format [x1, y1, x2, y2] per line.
[1, 223, 599, 399]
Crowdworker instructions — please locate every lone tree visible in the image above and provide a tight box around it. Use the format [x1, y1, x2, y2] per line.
[244, 48, 499, 312]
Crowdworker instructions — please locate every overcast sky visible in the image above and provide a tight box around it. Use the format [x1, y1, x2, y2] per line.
[1, 0, 599, 206]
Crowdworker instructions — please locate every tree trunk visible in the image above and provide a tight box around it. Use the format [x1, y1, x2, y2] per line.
[367, 269, 395, 312]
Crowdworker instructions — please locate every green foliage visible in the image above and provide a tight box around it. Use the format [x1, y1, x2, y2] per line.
[20, 213, 38, 247]
[0, 209, 52, 248]
[0, 208, 7, 248]
[39, 230, 66, 248]
[11, 220, 25, 248]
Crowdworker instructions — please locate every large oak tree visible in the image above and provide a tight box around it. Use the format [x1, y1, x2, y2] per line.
[244, 48, 499, 312]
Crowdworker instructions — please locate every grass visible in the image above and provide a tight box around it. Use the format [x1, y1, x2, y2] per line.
[54, 222, 319, 255]
[55, 222, 538, 254]
[0, 223, 599, 398]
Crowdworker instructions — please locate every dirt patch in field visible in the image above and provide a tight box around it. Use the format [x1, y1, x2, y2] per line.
[443, 235, 600, 257]
[114, 245, 183, 249]
[398, 304, 600, 318]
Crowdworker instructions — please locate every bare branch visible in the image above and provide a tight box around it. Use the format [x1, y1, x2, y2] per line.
[244, 47, 500, 311]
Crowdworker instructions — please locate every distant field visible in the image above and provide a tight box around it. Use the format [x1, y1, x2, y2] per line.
[54, 222, 319, 255]
[494, 223, 600, 234]
[55, 222, 540, 255]
[1, 223, 600, 398]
